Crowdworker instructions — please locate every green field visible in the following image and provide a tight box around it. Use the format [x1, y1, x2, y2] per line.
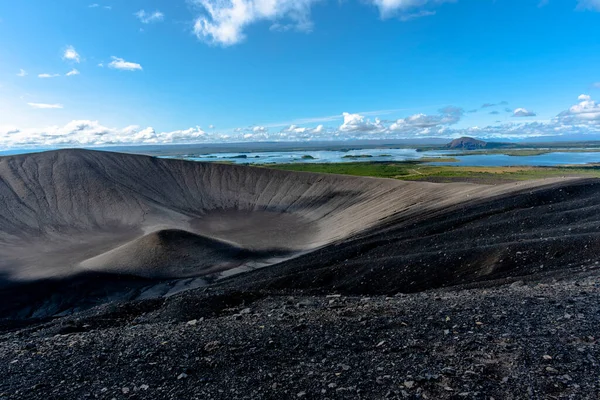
[261, 161, 600, 184]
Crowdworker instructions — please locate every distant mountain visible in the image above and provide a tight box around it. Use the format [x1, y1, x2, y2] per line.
[446, 137, 488, 150]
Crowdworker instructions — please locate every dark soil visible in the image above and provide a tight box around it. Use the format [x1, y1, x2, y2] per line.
[2, 151, 600, 399]
[1, 267, 599, 399]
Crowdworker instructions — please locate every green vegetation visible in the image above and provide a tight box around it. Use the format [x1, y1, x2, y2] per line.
[342, 154, 374, 159]
[268, 161, 422, 179]
[262, 161, 600, 184]
[419, 157, 459, 163]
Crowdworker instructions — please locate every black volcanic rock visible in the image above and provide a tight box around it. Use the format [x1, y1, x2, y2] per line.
[1, 150, 600, 399]
[447, 136, 487, 150]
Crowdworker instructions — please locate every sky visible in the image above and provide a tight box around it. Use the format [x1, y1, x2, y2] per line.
[0, 0, 600, 147]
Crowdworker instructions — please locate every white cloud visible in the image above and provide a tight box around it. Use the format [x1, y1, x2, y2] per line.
[28, 103, 64, 109]
[5, 95, 600, 147]
[17, 69, 27, 77]
[577, 0, 600, 11]
[283, 124, 308, 134]
[339, 112, 385, 133]
[558, 94, 600, 123]
[209, 124, 215, 129]
[108, 57, 143, 71]
[162, 127, 207, 142]
[66, 69, 80, 76]
[389, 106, 463, 132]
[513, 108, 537, 117]
[89, 4, 111, 10]
[135, 10, 165, 24]
[252, 126, 268, 133]
[369, 0, 456, 18]
[38, 73, 60, 78]
[192, 0, 319, 46]
[279, 124, 325, 137]
[63, 46, 81, 63]
[0, 121, 212, 147]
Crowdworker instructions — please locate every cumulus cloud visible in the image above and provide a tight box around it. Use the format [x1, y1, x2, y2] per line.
[7, 95, 600, 147]
[389, 106, 463, 132]
[369, 0, 456, 18]
[0, 121, 212, 147]
[63, 46, 80, 63]
[339, 112, 385, 133]
[558, 94, 600, 124]
[135, 10, 164, 24]
[108, 57, 143, 71]
[578, 94, 591, 101]
[28, 103, 64, 109]
[513, 108, 537, 117]
[252, 126, 268, 133]
[280, 124, 325, 137]
[17, 69, 27, 77]
[38, 73, 60, 78]
[192, 0, 320, 46]
[66, 69, 80, 76]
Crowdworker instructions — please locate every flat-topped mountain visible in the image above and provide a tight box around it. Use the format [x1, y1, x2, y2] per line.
[446, 136, 488, 150]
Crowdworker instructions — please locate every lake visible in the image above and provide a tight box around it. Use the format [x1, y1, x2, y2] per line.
[430, 152, 600, 167]
[4, 147, 600, 167]
[173, 149, 600, 166]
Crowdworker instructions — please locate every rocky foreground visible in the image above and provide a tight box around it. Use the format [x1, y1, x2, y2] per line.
[1, 265, 599, 400]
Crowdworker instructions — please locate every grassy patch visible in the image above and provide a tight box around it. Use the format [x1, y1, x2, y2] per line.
[261, 161, 600, 184]
[342, 154, 374, 159]
[419, 157, 460, 163]
[266, 161, 421, 179]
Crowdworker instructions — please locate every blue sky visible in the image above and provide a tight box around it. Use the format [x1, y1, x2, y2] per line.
[0, 0, 600, 147]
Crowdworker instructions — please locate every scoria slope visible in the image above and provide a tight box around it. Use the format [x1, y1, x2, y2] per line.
[0, 149, 591, 319]
[0, 148, 547, 283]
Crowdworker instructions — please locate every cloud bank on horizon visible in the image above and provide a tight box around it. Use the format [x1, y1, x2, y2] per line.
[1, 0, 600, 147]
[2, 95, 599, 147]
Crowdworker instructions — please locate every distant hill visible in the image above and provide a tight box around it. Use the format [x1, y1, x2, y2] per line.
[446, 137, 487, 150]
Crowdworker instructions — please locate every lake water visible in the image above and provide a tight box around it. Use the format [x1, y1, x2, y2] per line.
[430, 152, 600, 167]
[3, 147, 600, 167]
[176, 149, 600, 166]
[181, 148, 430, 164]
